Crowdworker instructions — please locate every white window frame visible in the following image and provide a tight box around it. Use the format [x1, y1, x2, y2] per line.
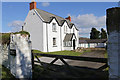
[52, 23, 57, 32]
[53, 38, 57, 47]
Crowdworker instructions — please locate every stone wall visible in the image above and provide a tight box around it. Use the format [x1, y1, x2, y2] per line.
[1, 33, 32, 79]
[107, 7, 120, 79]
[9, 34, 32, 78]
[1, 44, 10, 69]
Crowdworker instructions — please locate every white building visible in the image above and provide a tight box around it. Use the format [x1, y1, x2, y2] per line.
[23, 1, 79, 52]
[79, 38, 107, 48]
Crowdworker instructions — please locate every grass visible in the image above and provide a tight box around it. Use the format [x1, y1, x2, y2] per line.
[104, 50, 108, 58]
[32, 49, 91, 56]
[1, 65, 16, 79]
[104, 50, 109, 71]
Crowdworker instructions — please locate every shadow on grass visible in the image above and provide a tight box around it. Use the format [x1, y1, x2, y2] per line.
[33, 62, 108, 80]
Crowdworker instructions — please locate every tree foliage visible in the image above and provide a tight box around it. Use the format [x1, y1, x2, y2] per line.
[90, 27, 107, 39]
[90, 27, 100, 39]
[100, 28, 107, 39]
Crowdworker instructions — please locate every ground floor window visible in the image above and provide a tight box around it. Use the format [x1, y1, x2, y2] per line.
[53, 38, 57, 47]
[64, 41, 72, 47]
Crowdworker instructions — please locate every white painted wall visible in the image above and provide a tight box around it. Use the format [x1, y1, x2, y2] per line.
[24, 9, 79, 52]
[61, 22, 79, 51]
[10, 34, 32, 78]
[24, 9, 43, 51]
[79, 43, 106, 48]
[46, 19, 61, 52]
[1, 44, 10, 68]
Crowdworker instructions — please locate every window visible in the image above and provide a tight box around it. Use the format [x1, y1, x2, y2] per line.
[73, 28, 75, 33]
[64, 26, 66, 33]
[52, 23, 56, 32]
[66, 26, 67, 32]
[64, 26, 67, 33]
[64, 41, 72, 47]
[53, 38, 56, 46]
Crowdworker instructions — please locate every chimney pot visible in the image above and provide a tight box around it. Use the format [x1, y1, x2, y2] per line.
[30, 1, 36, 10]
[65, 16, 71, 22]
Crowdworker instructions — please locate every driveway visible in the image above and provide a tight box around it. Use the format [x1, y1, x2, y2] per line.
[34, 50, 106, 69]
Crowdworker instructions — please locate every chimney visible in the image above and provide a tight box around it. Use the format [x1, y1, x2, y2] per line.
[65, 16, 71, 22]
[30, 1, 36, 10]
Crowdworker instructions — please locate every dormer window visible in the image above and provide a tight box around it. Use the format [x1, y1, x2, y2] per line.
[52, 23, 56, 32]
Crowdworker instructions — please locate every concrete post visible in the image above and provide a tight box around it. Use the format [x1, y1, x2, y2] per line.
[10, 34, 32, 79]
[106, 7, 120, 79]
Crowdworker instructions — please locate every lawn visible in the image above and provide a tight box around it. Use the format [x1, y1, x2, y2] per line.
[32, 50, 91, 56]
[104, 50, 108, 58]
[1, 65, 16, 80]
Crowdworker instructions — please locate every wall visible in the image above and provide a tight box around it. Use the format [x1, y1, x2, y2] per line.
[1, 44, 10, 68]
[10, 34, 32, 78]
[46, 19, 61, 52]
[24, 9, 43, 51]
[106, 7, 120, 79]
[79, 43, 106, 48]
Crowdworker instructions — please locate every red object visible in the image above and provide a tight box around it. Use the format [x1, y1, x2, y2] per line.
[30, 1, 36, 10]
[65, 16, 71, 22]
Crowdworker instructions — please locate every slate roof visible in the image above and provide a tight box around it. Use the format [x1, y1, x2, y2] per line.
[79, 39, 107, 43]
[63, 33, 76, 42]
[36, 8, 79, 30]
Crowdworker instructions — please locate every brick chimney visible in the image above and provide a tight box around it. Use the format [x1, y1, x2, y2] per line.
[30, 1, 36, 10]
[65, 16, 71, 22]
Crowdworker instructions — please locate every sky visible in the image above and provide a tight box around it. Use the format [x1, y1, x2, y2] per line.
[2, 2, 118, 38]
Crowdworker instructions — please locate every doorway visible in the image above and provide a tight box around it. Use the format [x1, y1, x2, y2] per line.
[73, 39, 75, 50]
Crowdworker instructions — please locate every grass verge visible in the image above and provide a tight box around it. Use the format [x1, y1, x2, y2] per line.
[32, 49, 91, 56]
[1, 65, 15, 79]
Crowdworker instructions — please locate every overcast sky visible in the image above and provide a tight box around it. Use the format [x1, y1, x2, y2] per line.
[2, 2, 117, 38]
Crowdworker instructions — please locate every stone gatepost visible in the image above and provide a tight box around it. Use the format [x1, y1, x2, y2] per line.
[9, 34, 32, 79]
[106, 7, 120, 79]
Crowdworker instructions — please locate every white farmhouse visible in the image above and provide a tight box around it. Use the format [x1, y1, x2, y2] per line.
[23, 1, 79, 52]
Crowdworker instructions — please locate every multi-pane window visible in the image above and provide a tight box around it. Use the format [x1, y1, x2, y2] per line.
[53, 38, 56, 46]
[64, 41, 72, 47]
[52, 23, 56, 32]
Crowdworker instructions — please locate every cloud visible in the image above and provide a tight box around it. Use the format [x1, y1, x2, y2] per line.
[70, 14, 106, 38]
[41, 2, 50, 7]
[8, 20, 24, 32]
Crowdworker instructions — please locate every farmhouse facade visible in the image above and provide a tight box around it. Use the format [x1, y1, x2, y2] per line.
[23, 1, 79, 52]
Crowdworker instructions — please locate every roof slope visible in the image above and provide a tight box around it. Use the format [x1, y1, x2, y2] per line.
[36, 8, 78, 30]
[63, 33, 76, 42]
[79, 39, 107, 43]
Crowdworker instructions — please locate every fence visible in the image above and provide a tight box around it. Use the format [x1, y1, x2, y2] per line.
[33, 52, 108, 73]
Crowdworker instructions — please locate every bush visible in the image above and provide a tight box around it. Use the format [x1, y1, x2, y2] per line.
[0, 33, 11, 45]
[13, 31, 30, 37]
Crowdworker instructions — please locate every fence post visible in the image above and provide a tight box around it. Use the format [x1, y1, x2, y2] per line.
[106, 7, 120, 79]
[10, 34, 32, 79]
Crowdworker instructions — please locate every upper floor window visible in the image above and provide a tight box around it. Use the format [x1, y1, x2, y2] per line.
[52, 23, 56, 32]
[73, 28, 75, 33]
[64, 26, 67, 33]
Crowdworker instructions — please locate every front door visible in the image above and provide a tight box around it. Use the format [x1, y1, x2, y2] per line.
[73, 39, 75, 50]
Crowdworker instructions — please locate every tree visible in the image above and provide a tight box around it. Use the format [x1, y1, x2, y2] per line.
[100, 28, 107, 39]
[90, 27, 100, 39]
